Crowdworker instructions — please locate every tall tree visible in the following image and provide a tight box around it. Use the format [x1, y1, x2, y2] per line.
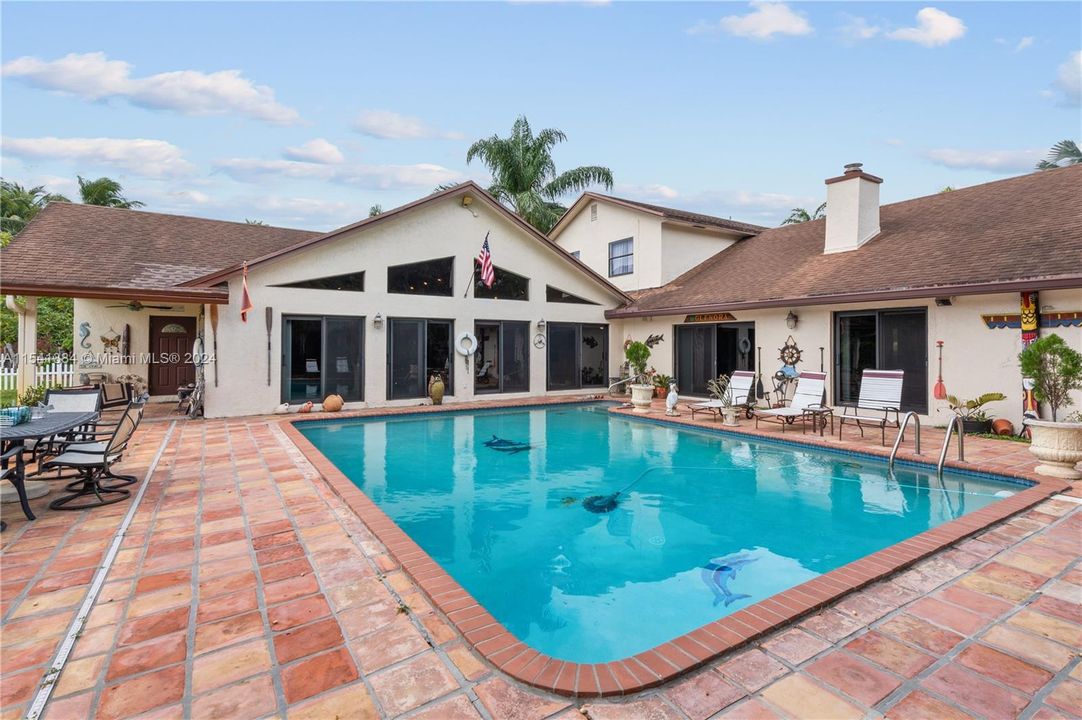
[1036, 140, 1081, 170]
[0, 179, 70, 236]
[466, 116, 613, 233]
[781, 202, 826, 225]
[77, 176, 145, 208]
[368, 204, 383, 217]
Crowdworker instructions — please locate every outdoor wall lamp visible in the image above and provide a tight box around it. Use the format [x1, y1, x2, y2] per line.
[373, 313, 383, 329]
[537, 318, 546, 330]
[785, 310, 798, 330]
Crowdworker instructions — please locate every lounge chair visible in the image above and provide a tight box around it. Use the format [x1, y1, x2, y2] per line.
[753, 371, 829, 432]
[689, 371, 758, 420]
[41, 402, 142, 510]
[837, 369, 904, 445]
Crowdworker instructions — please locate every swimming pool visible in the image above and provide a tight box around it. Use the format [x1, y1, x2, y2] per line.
[297, 402, 1027, 664]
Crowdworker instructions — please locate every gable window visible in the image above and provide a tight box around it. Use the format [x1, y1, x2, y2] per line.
[570, 250, 581, 260]
[546, 285, 599, 305]
[608, 238, 633, 277]
[274, 271, 365, 292]
[282, 315, 364, 403]
[474, 263, 529, 301]
[388, 257, 453, 296]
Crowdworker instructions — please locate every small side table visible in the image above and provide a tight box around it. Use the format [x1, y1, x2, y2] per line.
[802, 407, 834, 437]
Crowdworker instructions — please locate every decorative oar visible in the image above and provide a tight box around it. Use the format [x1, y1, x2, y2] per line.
[933, 340, 947, 400]
[755, 347, 765, 399]
[209, 305, 219, 387]
[265, 307, 273, 387]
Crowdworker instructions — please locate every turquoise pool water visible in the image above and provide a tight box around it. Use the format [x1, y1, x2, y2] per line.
[298, 403, 1022, 663]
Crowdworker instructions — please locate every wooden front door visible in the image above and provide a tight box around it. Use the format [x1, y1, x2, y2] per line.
[149, 316, 196, 395]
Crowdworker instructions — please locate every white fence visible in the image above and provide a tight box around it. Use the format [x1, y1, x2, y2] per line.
[0, 363, 76, 394]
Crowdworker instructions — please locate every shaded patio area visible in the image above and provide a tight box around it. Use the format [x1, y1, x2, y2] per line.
[1, 397, 1080, 719]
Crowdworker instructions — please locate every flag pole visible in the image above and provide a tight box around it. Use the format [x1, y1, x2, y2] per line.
[463, 265, 476, 299]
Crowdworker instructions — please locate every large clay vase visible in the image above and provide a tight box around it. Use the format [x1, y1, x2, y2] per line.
[429, 375, 445, 406]
[630, 384, 654, 413]
[1025, 419, 1082, 480]
[322, 394, 344, 412]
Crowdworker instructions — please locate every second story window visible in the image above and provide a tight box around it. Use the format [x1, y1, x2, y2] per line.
[608, 238, 633, 277]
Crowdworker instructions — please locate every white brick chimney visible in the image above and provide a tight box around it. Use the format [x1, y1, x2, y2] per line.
[824, 163, 883, 254]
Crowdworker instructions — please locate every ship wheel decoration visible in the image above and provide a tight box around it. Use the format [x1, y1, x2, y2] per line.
[778, 335, 803, 367]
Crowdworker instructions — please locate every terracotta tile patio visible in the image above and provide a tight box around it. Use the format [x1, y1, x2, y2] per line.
[1, 396, 1079, 719]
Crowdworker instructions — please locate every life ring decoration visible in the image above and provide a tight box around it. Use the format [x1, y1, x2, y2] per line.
[456, 331, 478, 356]
[739, 337, 752, 354]
[533, 333, 546, 349]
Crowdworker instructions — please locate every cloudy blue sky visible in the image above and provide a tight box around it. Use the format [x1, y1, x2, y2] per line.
[2, 1, 1079, 230]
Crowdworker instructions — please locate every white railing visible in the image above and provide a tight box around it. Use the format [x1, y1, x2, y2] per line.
[0, 362, 76, 394]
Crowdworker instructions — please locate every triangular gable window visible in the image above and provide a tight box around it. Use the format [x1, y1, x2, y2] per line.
[546, 285, 598, 305]
[474, 264, 529, 301]
[274, 271, 365, 292]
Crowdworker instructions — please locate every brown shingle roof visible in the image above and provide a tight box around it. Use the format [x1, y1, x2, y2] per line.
[0, 203, 319, 300]
[608, 165, 1082, 317]
[550, 193, 766, 239]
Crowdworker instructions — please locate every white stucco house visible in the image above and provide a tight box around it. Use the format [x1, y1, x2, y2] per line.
[2, 164, 1079, 427]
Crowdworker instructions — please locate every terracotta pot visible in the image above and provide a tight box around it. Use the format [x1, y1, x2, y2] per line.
[991, 418, 1015, 436]
[655, 386, 667, 398]
[322, 394, 344, 412]
[1024, 419, 1082, 480]
[630, 384, 654, 413]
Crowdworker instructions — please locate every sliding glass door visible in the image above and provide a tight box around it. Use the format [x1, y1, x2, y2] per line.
[282, 315, 364, 403]
[835, 308, 927, 412]
[546, 323, 608, 390]
[675, 322, 756, 396]
[388, 318, 454, 400]
[474, 321, 529, 394]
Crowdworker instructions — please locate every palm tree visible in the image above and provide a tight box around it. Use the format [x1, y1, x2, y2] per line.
[245, 219, 267, 226]
[0, 179, 70, 235]
[368, 204, 383, 217]
[77, 176, 145, 208]
[1036, 140, 1081, 170]
[781, 202, 826, 225]
[466, 116, 613, 233]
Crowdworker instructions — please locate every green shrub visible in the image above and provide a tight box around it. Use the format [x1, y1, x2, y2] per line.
[1019, 334, 1082, 422]
[624, 341, 651, 379]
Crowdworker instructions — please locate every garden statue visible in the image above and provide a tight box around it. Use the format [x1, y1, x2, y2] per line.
[666, 382, 679, 416]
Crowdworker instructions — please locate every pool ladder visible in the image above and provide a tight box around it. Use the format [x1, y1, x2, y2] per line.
[888, 412, 965, 477]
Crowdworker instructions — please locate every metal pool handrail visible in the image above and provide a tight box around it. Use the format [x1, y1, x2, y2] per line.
[888, 411, 922, 471]
[937, 415, 965, 477]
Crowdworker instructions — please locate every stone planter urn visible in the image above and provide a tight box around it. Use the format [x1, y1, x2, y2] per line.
[1024, 419, 1082, 480]
[721, 407, 740, 427]
[630, 384, 655, 413]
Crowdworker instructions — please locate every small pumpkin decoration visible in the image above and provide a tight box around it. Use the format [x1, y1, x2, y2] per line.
[322, 394, 344, 412]
[297, 401, 314, 414]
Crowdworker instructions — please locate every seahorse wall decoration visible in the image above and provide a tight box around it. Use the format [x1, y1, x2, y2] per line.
[79, 322, 92, 349]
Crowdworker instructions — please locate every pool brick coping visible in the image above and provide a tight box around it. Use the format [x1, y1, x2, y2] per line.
[279, 397, 1072, 698]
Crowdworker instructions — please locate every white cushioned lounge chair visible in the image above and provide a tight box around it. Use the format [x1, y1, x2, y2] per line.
[837, 369, 904, 445]
[689, 371, 758, 421]
[753, 371, 829, 432]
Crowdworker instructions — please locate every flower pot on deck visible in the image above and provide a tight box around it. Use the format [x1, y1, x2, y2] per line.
[721, 407, 740, 427]
[1024, 419, 1082, 480]
[961, 418, 992, 434]
[630, 384, 655, 413]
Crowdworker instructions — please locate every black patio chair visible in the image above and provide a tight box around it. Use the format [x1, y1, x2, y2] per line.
[55, 401, 147, 488]
[42, 403, 142, 510]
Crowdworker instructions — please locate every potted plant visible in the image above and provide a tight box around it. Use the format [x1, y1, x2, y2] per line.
[625, 340, 654, 412]
[946, 393, 1007, 434]
[1019, 334, 1082, 479]
[654, 373, 673, 398]
[707, 374, 739, 426]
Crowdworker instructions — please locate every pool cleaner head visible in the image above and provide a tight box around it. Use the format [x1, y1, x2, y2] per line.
[582, 493, 620, 513]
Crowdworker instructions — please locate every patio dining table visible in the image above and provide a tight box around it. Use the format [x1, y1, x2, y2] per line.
[1, 411, 99, 522]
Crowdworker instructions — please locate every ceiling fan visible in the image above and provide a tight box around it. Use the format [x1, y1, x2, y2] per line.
[107, 300, 179, 312]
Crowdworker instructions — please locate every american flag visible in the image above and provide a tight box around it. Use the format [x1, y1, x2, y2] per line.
[240, 261, 254, 322]
[477, 233, 495, 288]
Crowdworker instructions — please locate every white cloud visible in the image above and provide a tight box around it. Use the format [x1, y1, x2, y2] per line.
[215, 157, 464, 190]
[616, 183, 679, 201]
[839, 14, 880, 41]
[283, 138, 344, 164]
[687, 1, 812, 40]
[1, 136, 192, 177]
[1015, 36, 1035, 52]
[353, 110, 463, 140]
[885, 138, 905, 146]
[887, 8, 966, 47]
[1054, 50, 1082, 106]
[923, 147, 1043, 173]
[1, 52, 301, 125]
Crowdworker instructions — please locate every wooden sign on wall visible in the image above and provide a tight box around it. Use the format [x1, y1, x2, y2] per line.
[683, 312, 737, 323]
